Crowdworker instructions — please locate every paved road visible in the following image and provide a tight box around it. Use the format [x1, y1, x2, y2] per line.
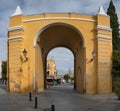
[0, 84, 120, 111]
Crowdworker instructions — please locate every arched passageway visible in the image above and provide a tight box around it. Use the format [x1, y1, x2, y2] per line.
[35, 23, 86, 93]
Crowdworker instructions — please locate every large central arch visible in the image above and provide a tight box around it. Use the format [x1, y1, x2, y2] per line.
[34, 23, 86, 93]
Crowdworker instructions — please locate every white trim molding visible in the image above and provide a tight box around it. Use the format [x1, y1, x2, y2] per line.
[98, 39, 111, 42]
[97, 35, 112, 40]
[98, 61, 110, 64]
[8, 26, 24, 31]
[97, 25, 112, 31]
[8, 36, 24, 42]
[23, 17, 96, 23]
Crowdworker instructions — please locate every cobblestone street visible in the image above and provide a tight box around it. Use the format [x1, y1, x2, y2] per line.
[0, 84, 120, 111]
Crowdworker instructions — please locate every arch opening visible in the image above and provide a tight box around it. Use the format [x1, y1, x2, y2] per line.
[35, 23, 86, 93]
[34, 22, 85, 48]
[46, 47, 75, 91]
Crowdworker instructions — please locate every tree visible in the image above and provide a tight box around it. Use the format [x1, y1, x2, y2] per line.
[64, 74, 70, 82]
[107, 1, 120, 95]
[2, 61, 7, 80]
[112, 50, 120, 77]
[107, 0, 120, 50]
[107, 0, 120, 77]
[112, 50, 120, 97]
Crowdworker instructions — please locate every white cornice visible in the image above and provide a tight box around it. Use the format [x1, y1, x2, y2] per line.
[23, 17, 96, 23]
[8, 26, 24, 31]
[8, 36, 24, 42]
[97, 25, 112, 31]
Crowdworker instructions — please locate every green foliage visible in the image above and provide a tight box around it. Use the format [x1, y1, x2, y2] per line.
[113, 81, 120, 96]
[112, 50, 120, 77]
[107, 1, 120, 78]
[2, 61, 7, 80]
[64, 74, 70, 82]
[107, 1, 120, 96]
[107, 0, 120, 50]
[70, 77, 74, 81]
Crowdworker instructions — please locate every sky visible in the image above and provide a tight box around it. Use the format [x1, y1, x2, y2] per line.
[47, 47, 74, 75]
[0, 0, 120, 73]
[0, 38, 7, 61]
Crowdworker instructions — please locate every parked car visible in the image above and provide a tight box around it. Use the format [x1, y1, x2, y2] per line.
[46, 78, 54, 86]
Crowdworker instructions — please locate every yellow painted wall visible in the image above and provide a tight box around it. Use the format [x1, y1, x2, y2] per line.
[47, 58, 56, 77]
[10, 15, 23, 27]
[8, 13, 112, 94]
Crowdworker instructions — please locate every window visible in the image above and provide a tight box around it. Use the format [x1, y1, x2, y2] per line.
[47, 63, 50, 69]
[47, 71, 50, 76]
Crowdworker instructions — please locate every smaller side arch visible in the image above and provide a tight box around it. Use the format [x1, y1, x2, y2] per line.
[33, 22, 85, 48]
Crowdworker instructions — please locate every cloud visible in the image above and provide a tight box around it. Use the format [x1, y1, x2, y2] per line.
[0, 0, 120, 72]
[0, 38, 7, 61]
[0, 0, 119, 38]
[114, 0, 120, 23]
[0, 0, 22, 37]
[21, 0, 110, 15]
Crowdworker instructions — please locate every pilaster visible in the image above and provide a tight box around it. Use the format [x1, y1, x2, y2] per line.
[96, 10, 112, 93]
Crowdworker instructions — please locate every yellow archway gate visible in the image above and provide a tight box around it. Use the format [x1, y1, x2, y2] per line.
[7, 6, 112, 94]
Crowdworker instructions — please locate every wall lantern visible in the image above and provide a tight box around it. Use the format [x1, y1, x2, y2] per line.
[92, 50, 96, 58]
[23, 49, 27, 57]
[87, 50, 96, 63]
[20, 49, 28, 63]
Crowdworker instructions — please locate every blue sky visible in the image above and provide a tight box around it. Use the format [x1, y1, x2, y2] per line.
[0, 0, 120, 73]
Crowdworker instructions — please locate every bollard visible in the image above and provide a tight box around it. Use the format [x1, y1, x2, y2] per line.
[34, 96, 38, 108]
[29, 92, 32, 101]
[51, 104, 55, 111]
